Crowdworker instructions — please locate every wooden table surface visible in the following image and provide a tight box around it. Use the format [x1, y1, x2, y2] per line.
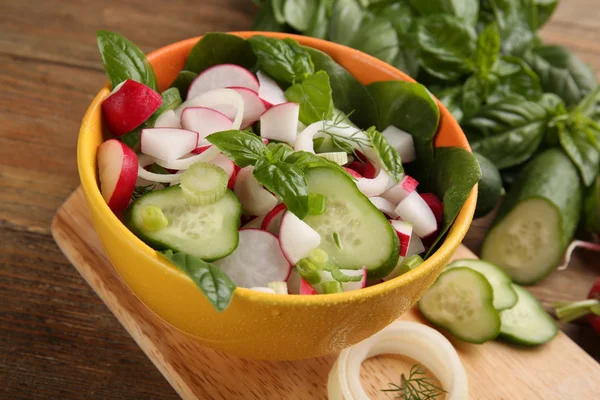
[1, 0, 598, 399]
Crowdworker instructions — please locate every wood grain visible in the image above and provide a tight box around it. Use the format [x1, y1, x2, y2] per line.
[51, 189, 600, 400]
[1, 0, 599, 398]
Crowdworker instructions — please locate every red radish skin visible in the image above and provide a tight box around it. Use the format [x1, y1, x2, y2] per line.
[102, 80, 162, 136]
[192, 145, 213, 154]
[588, 280, 600, 335]
[382, 175, 419, 204]
[97, 139, 138, 216]
[344, 167, 362, 178]
[390, 220, 413, 257]
[187, 64, 259, 100]
[347, 160, 377, 179]
[299, 278, 318, 295]
[420, 193, 443, 225]
[261, 203, 287, 235]
[227, 87, 267, 128]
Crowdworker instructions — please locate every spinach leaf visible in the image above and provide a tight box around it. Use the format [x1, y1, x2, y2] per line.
[463, 96, 549, 169]
[365, 127, 404, 181]
[415, 15, 477, 81]
[488, 56, 542, 103]
[252, 0, 286, 32]
[524, 45, 597, 106]
[96, 30, 158, 91]
[425, 147, 481, 257]
[206, 130, 267, 167]
[409, 0, 480, 26]
[284, 0, 318, 32]
[305, 0, 329, 39]
[248, 36, 315, 83]
[304, 47, 379, 129]
[434, 86, 464, 122]
[169, 70, 197, 100]
[147, 88, 182, 127]
[185, 33, 257, 74]
[487, 0, 535, 56]
[253, 159, 309, 218]
[284, 70, 334, 124]
[558, 126, 600, 187]
[534, 0, 558, 29]
[161, 250, 236, 312]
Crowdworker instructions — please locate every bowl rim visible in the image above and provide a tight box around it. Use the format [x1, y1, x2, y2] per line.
[78, 31, 477, 306]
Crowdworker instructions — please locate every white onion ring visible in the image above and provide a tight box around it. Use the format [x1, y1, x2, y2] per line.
[137, 154, 184, 183]
[328, 321, 468, 400]
[175, 88, 245, 130]
[152, 145, 221, 170]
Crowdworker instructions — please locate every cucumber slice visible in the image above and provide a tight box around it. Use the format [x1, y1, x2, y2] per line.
[302, 167, 399, 278]
[446, 259, 518, 311]
[482, 149, 583, 284]
[499, 284, 558, 346]
[419, 267, 500, 343]
[124, 186, 241, 261]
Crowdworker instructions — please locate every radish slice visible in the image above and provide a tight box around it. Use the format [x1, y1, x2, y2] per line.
[395, 191, 438, 238]
[215, 229, 290, 288]
[347, 160, 377, 179]
[176, 88, 244, 130]
[261, 203, 287, 235]
[257, 70, 287, 106]
[420, 193, 443, 225]
[209, 153, 235, 179]
[187, 64, 259, 100]
[180, 107, 233, 146]
[152, 145, 220, 171]
[328, 321, 468, 400]
[140, 128, 198, 163]
[279, 211, 322, 265]
[369, 197, 399, 219]
[260, 102, 300, 144]
[154, 110, 181, 128]
[356, 168, 392, 197]
[406, 231, 425, 256]
[241, 215, 265, 229]
[97, 139, 138, 215]
[390, 220, 413, 257]
[227, 87, 267, 128]
[558, 240, 600, 270]
[287, 268, 302, 294]
[299, 278, 318, 295]
[234, 166, 279, 216]
[339, 267, 367, 292]
[344, 167, 363, 178]
[381, 125, 416, 163]
[137, 154, 184, 183]
[382, 175, 419, 204]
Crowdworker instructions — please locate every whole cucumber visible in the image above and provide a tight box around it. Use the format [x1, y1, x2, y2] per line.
[482, 149, 582, 284]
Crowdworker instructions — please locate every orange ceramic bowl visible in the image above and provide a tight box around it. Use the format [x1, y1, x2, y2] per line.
[78, 32, 476, 360]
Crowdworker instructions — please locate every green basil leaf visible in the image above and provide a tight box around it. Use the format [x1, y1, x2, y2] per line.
[524, 45, 597, 106]
[304, 47, 379, 129]
[534, 0, 558, 29]
[365, 127, 404, 181]
[272, 0, 287, 24]
[461, 75, 485, 119]
[488, 56, 543, 103]
[415, 15, 477, 81]
[253, 160, 309, 219]
[284, 70, 334, 124]
[476, 23, 500, 77]
[486, 0, 536, 56]
[96, 30, 158, 91]
[409, 0, 480, 26]
[558, 126, 600, 187]
[463, 96, 548, 169]
[169, 70, 197, 100]
[119, 126, 143, 150]
[583, 176, 600, 233]
[252, 0, 287, 32]
[206, 130, 266, 167]
[248, 36, 315, 84]
[185, 33, 257, 74]
[328, 0, 364, 45]
[284, 0, 318, 32]
[160, 250, 236, 312]
[265, 142, 295, 162]
[304, 0, 329, 39]
[147, 88, 182, 127]
[425, 147, 481, 257]
[434, 86, 464, 122]
[574, 86, 600, 119]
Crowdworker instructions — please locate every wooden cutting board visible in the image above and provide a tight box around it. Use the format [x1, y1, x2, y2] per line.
[51, 188, 600, 400]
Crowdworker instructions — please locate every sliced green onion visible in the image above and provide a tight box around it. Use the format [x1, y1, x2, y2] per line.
[180, 162, 228, 205]
[296, 259, 321, 284]
[333, 232, 343, 250]
[140, 205, 168, 231]
[328, 265, 363, 283]
[317, 151, 349, 165]
[322, 280, 342, 294]
[308, 248, 329, 265]
[308, 193, 327, 215]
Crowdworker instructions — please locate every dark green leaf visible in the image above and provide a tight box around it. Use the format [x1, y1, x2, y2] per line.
[488, 0, 536, 56]
[524, 45, 597, 106]
[304, 47, 379, 129]
[558, 126, 600, 187]
[96, 30, 158, 91]
[462, 76, 484, 119]
[534, 0, 558, 29]
[185, 33, 257, 74]
[272, 0, 286, 23]
[119, 126, 142, 150]
[304, 0, 329, 39]
[160, 250, 236, 312]
[463, 96, 548, 169]
[415, 15, 477, 81]
[426, 147, 481, 257]
[248, 36, 315, 83]
[328, 0, 364, 45]
[366, 127, 404, 181]
[206, 130, 266, 167]
[169, 70, 197, 100]
[409, 0, 480, 26]
[574, 86, 600, 120]
[147, 88, 182, 127]
[252, 0, 287, 32]
[253, 160, 309, 218]
[284, 70, 334, 124]
[476, 23, 500, 77]
[583, 176, 600, 233]
[265, 142, 295, 162]
[488, 56, 543, 103]
[434, 86, 464, 122]
[284, 0, 318, 32]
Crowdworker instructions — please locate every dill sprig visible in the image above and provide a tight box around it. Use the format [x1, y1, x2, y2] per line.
[131, 184, 156, 201]
[381, 364, 446, 400]
[317, 110, 372, 159]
